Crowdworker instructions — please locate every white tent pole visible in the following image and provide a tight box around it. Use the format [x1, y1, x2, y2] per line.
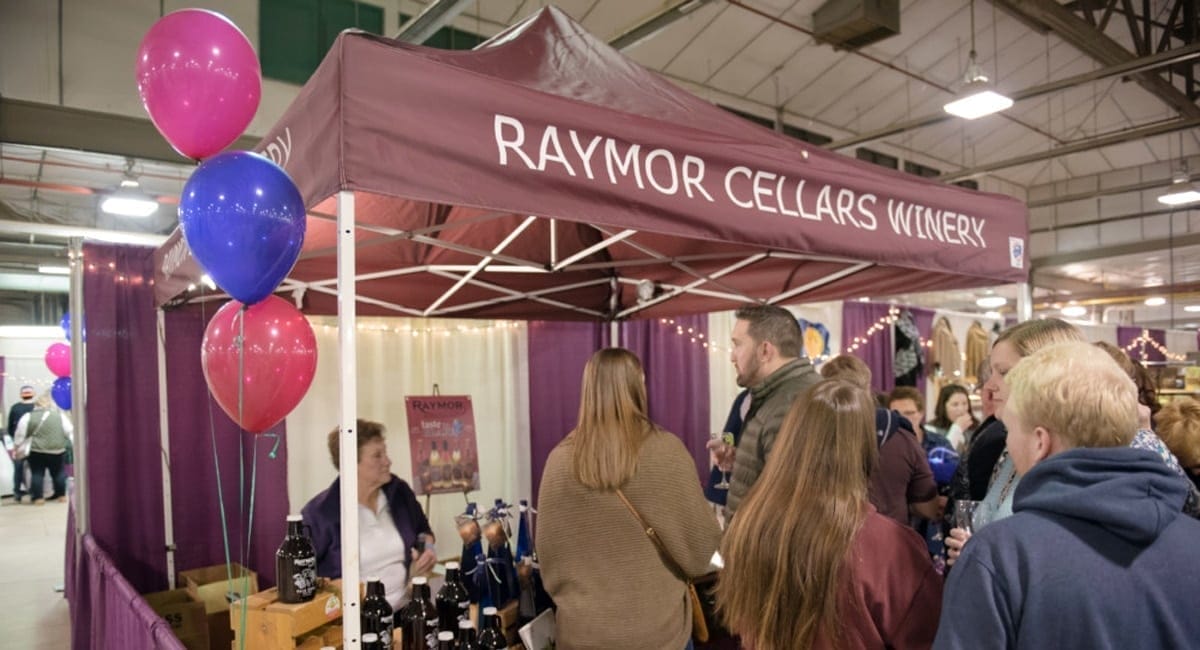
[337, 190, 361, 646]
[156, 309, 177, 587]
[68, 237, 88, 538]
[1016, 282, 1033, 322]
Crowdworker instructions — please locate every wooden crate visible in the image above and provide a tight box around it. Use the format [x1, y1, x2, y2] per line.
[180, 563, 258, 650]
[231, 579, 345, 650]
[144, 588, 210, 650]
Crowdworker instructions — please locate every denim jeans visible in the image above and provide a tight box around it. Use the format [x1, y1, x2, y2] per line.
[685, 639, 695, 650]
[11, 455, 26, 499]
[26, 451, 66, 501]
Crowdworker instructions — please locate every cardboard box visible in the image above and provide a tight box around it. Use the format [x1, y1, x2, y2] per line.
[231, 579, 344, 650]
[144, 588, 210, 650]
[180, 563, 259, 650]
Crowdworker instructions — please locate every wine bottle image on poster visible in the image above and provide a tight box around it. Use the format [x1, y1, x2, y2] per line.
[405, 395, 480, 495]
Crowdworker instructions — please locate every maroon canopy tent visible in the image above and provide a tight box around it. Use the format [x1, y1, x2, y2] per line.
[154, 5, 1028, 318]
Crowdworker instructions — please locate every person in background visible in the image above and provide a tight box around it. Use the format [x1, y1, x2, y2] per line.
[820, 355, 939, 525]
[925, 384, 978, 452]
[1155, 398, 1200, 492]
[715, 305, 819, 516]
[934, 342, 1200, 649]
[889, 386, 953, 570]
[301, 419, 436, 613]
[718, 380, 942, 650]
[538, 348, 720, 650]
[13, 392, 73, 505]
[6, 385, 35, 504]
[1094, 341, 1160, 429]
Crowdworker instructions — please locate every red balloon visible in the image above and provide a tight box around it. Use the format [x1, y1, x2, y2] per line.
[202, 296, 317, 433]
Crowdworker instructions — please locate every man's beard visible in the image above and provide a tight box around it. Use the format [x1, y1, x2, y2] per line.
[735, 356, 760, 388]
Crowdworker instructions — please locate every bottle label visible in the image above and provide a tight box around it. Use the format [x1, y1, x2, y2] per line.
[291, 556, 317, 599]
[425, 618, 438, 650]
[378, 614, 393, 648]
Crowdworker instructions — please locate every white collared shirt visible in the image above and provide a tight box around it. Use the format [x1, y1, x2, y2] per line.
[358, 491, 409, 610]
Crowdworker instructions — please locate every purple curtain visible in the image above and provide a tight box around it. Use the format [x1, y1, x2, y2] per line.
[910, 307, 936, 397]
[1118, 326, 1167, 363]
[621, 316, 711, 481]
[82, 243, 168, 593]
[526, 321, 609, 505]
[67, 528, 187, 650]
[842, 302, 895, 395]
[165, 305, 289, 588]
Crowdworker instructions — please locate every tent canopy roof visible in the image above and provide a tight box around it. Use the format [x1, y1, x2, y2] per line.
[155, 6, 1028, 320]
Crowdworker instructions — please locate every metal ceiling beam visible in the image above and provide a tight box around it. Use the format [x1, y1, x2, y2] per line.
[1031, 230, 1200, 268]
[394, 0, 473, 43]
[0, 97, 260, 163]
[609, 0, 718, 51]
[938, 116, 1200, 182]
[828, 42, 1200, 150]
[991, 0, 1200, 118]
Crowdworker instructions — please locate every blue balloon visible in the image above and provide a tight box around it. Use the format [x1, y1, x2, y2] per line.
[60, 312, 69, 340]
[178, 151, 306, 305]
[51, 376, 71, 411]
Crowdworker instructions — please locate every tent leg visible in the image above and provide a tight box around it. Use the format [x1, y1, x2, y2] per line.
[156, 308, 177, 587]
[1016, 282, 1033, 323]
[610, 320, 620, 347]
[68, 237, 88, 538]
[337, 190, 361, 646]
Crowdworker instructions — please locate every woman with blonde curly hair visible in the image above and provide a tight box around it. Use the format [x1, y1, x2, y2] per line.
[717, 380, 942, 650]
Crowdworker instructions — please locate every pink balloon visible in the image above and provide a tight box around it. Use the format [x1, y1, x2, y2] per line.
[202, 296, 317, 433]
[45, 343, 71, 378]
[135, 9, 261, 160]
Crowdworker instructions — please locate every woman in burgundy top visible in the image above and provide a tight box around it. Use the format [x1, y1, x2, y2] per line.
[718, 380, 943, 650]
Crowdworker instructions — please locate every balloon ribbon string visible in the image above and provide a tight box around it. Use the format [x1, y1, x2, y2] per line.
[203, 303, 235, 603]
[237, 307, 247, 571]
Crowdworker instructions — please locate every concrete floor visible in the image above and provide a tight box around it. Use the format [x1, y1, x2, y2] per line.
[0, 494, 71, 649]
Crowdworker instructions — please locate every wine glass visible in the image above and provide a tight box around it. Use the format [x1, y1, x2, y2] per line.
[710, 431, 734, 490]
[955, 500, 983, 534]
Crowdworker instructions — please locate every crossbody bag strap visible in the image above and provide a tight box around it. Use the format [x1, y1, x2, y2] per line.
[615, 488, 686, 578]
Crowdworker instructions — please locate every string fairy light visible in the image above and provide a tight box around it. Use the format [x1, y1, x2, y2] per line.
[844, 306, 900, 354]
[1122, 329, 1186, 363]
[660, 318, 725, 354]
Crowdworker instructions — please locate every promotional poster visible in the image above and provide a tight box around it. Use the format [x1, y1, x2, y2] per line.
[405, 395, 480, 495]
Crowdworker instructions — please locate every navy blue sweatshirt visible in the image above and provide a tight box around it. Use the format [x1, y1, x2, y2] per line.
[934, 446, 1200, 650]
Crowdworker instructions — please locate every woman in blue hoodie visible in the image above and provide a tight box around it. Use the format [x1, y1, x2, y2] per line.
[933, 342, 1200, 649]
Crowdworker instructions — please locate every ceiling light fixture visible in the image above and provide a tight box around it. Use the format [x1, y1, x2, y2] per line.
[100, 159, 159, 218]
[1184, 305, 1200, 313]
[976, 295, 1008, 309]
[943, 0, 1013, 120]
[1145, 296, 1167, 307]
[1157, 163, 1200, 206]
[37, 264, 70, 275]
[1061, 305, 1087, 318]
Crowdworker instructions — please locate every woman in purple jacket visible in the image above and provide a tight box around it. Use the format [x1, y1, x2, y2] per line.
[301, 419, 437, 611]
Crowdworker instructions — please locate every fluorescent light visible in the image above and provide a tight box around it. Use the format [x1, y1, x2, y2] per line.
[976, 295, 1008, 309]
[101, 193, 159, 217]
[0, 325, 66, 338]
[944, 88, 1014, 120]
[1157, 188, 1200, 206]
[1184, 305, 1200, 313]
[1145, 296, 1167, 307]
[1061, 305, 1087, 318]
[37, 265, 70, 275]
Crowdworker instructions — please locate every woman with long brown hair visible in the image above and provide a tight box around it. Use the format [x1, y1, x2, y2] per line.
[537, 348, 720, 650]
[718, 380, 942, 650]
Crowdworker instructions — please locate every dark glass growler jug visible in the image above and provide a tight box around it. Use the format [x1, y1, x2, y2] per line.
[276, 514, 317, 603]
[362, 577, 394, 649]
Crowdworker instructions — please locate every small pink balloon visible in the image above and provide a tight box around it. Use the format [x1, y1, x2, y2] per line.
[201, 296, 318, 433]
[135, 9, 261, 160]
[45, 343, 71, 378]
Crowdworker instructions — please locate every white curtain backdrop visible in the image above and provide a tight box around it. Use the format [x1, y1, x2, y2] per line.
[1166, 329, 1197, 357]
[285, 316, 530, 551]
[706, 301, 842, 433]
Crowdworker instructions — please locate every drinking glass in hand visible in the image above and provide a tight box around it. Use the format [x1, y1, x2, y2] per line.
[709, 431, 734, 490]
[955, 500, 983, 534]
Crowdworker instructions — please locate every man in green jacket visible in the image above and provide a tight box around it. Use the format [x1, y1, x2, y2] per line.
[716, 305, 819, 514]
